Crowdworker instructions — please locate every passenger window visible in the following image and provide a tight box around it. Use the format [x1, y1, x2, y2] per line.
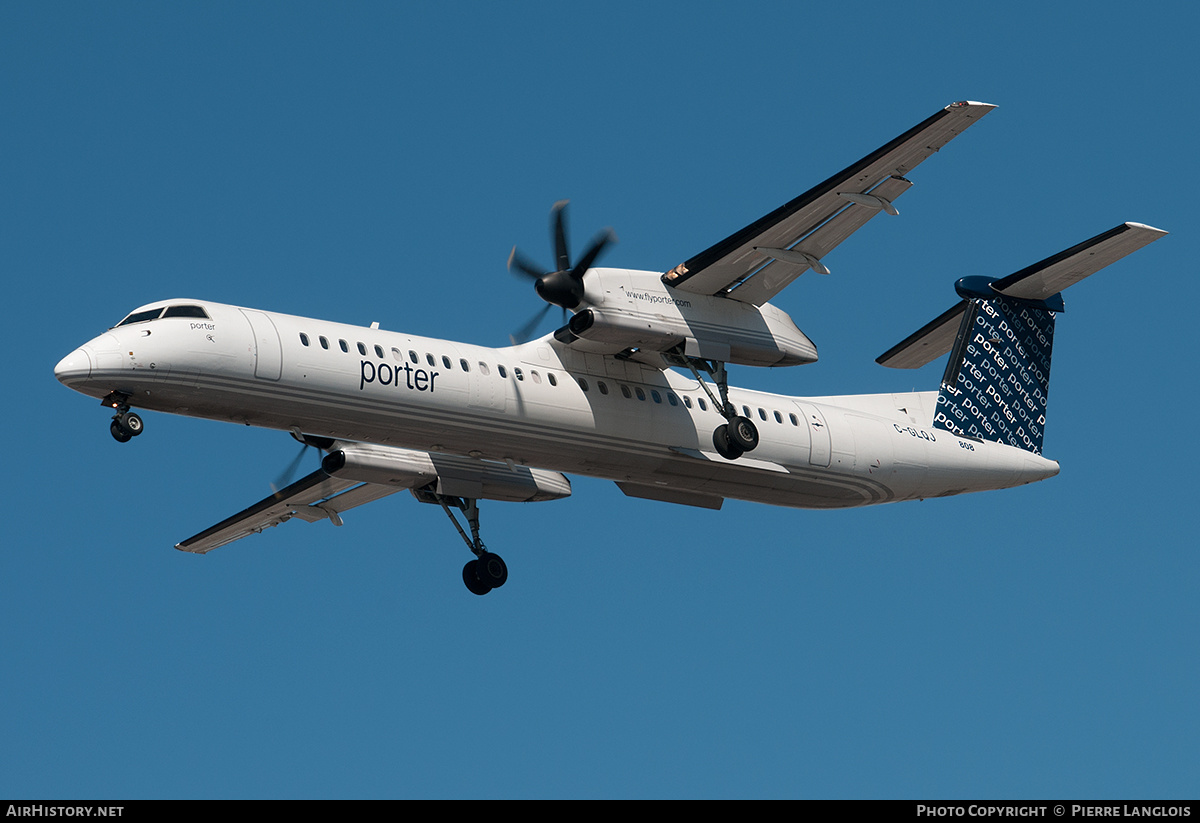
[442, 356, 452, 369]
[357, 342, 367, 355]
[547, 373, 557, 386]
[758, 408, 767, 421]
[392, 347, 403, 362]
[698, 398, 708, 411]
[668, 393, 679, 406]
[597, 381, 608, 395]
[409, 351, 419, 364]
[774, 410, 783, 423]
[789, 413, 799, 426]
[621, 385, 631, 399]
[320, 336, 329, 349]
[375, 345, 384, 358]
[635, 387, 646, 401]
[651, 390, 662, 403]
[498, 365, 507, 378]
[578, 377, 588, 391]
[683, 396, 693, 409]
[460, 359, 470, 372]
[514, 368, 524, 381]
[531, 371, 542, 384]
[340, 340, 349, 353]
[300, 333, 310, 346]
[479, 362, 491, 376]
[426, 353, 436, 367]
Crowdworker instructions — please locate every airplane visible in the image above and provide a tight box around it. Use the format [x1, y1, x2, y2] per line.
[53, 101, 1167, 595]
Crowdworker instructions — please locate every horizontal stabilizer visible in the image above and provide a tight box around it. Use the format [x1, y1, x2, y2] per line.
[876, 302, 967, 369]
[991, 222, 1167, 301]
[877, 222, 1167, 369]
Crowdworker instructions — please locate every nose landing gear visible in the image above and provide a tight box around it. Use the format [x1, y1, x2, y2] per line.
[102, 393, 144, 443]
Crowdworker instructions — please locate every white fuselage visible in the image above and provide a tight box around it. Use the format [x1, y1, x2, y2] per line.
[54, 297, 1060, 510]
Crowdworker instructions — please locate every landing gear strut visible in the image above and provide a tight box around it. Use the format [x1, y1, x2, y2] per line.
[103, 392, 144, 443]
[676, 356, 759, 460]
[414, 489, 508, 595]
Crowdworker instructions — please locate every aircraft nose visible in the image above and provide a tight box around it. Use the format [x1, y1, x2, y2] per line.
[54, 347, 93, 385]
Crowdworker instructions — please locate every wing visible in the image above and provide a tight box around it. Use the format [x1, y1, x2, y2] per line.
[174, 466, 402, 554]
[174, 442, 573, 554]
[663, 101, 995, 306]
[877, 222, 1168, 369]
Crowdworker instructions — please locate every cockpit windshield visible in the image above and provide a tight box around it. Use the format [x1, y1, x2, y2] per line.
[116, 308, 165, 326]
[115, 304, 210, 327]
[162, 305, 210, 319]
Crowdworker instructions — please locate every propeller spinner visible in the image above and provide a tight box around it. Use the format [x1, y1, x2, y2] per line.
[508, 201, 615, 341]
[271, 431, 335, 495]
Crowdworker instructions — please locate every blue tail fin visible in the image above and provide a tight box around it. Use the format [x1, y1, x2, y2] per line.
[933, 295, 1055, 454]
[877, 223, 1168, 455]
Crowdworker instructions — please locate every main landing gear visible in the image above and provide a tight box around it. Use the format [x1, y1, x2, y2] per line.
[676, 356, 759, 460]
[414, 489, 508, 596]
[103, 392, 144, 443]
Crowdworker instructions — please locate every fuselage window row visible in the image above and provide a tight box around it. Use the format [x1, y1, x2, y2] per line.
[294, 333, 510, 380]
[575, 376, 723, 415]
[296, 334, 779, 413]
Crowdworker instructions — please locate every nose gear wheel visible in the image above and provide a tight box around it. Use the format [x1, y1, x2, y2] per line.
[103, 393, 144, 443]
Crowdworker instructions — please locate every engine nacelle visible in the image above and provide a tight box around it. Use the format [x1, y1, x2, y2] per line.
[553, 308, 684, 354]
[322, 444, 571, 502]
[549, 269, 819, 366]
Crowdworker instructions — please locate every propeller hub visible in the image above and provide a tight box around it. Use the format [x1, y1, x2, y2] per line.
[535, 270, 584, 310]
[507, 201, 616, 341]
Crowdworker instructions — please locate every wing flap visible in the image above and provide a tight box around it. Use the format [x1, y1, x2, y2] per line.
[732, 175, 915, 305]
[664, 101, 995, 304]
[287, 482, 401, 523]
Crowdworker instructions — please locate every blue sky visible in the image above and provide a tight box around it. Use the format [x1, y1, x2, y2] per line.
[4, 1, 1197, 799]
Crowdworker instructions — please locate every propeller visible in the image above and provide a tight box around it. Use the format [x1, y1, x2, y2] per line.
[508, 200, 615, 342]
[271, 431, 336, 494]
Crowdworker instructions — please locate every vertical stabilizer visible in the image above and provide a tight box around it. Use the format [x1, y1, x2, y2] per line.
[934, 296, 1055, 454]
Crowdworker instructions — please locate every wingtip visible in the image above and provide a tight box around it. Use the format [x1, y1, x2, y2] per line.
[1124, 221, 1169, 237]
[948, 100, 998, 110]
